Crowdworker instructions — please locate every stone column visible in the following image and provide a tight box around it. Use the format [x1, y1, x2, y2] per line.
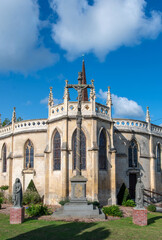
[110, 149, 117, 205]
[61, 119, 69, 199]
[90, 118, 98, 201]
[150, 134, 156, 191]
[44, 152, 50, 204]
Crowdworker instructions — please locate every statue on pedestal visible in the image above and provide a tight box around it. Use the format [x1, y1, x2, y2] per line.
[135, 178, 144, 209]
[12, 178, 23, 208]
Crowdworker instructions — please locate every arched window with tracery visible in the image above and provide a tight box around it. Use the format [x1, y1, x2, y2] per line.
[2, 144, 7, 172]
[25, 140, 34, 169]
[99, 129, 107, 170]
[156, 144, 161, 172]
[73, 129, 86, 170]
[128, 139, 138, 168]
[53, 130, 61, 170]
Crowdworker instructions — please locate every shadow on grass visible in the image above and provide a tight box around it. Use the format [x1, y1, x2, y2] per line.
[7, 222, 110, 240]
[148, 215, 162, 225]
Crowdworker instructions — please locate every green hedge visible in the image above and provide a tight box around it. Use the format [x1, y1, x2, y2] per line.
[122, 199, 135, 207]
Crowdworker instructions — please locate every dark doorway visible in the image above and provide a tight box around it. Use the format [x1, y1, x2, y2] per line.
[129, 173, 137, 199]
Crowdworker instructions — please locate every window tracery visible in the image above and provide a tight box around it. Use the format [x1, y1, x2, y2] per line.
[156, 144, 161, 172]
[2, 144, 7, 172]
[53, 130, 61, 170]
[99, 129, 107, 170]
[25, 140, 34, 169]
[128, 140, 138, 168]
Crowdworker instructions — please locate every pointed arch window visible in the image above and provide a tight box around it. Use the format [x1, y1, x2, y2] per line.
[73, 129, 86, 170]
[128, 140, 138, 168]
[156, 144, 161, 172]
[2, 144, 7, 172]
[25, 140, 34, 169]
[99, 129, 107, 170]
[53, 130, 61, 170]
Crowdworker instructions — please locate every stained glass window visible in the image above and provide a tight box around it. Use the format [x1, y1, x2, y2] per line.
[53, 131, 61, 170]
[2, 144, 7, 172]
[73, 129, 86, 170]
[156, 144, 161, 172]
[25, 140, 34, 168]
[99, 129, 107, 170]
[128, 140, 138, 168]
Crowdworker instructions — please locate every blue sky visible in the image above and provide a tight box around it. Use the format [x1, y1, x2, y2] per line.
[0, 0, 162, 125]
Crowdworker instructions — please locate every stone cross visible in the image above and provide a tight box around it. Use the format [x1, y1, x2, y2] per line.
[66, 72, 93, 176]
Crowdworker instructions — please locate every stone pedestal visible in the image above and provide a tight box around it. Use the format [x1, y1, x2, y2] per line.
[52, 175, 104, 219]
[133, 208, 147, 226]
[70, 175, 87, 203]
[10, 207, 25, 224]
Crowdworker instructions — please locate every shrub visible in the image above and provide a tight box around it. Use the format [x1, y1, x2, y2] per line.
[102, 205, 123, 217]
[59, 199, 69, 206]
[122, 188, 131, 205]
[0, 191, 4, 198]
[26, 204, 52, 217]
[0, 185, 9, 191]
[23, 190, 41, 205]
[0, 197, 3, 209]
[147, 204, 156, 212]
[122, 199, 135, 207]
[27, 180, 38, 193]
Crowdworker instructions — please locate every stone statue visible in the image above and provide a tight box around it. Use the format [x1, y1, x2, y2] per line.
[135, 178, 145, 209]
[12, 178, 23, 208]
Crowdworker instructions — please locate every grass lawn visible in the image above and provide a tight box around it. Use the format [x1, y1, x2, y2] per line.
[0, 212, 162, 240]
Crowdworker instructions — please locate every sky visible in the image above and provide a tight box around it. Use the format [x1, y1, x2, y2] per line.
[0, 0, 162, 126]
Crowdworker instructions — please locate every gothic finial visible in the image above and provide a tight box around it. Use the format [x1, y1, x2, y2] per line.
[107, 86, 112, 106]
[12, 107, 16, 123]
[48, 87, 54, 107]
[63, 80, 70, 101]
[146, 106, 151, 123]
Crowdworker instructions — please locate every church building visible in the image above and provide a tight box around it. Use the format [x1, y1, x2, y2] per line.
[0, 61, 162, 205]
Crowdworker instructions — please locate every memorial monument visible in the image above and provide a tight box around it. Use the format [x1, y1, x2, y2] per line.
[10, 178, 25, 224]
[133, 178, 147, 226]
[53, 72, 104, 218]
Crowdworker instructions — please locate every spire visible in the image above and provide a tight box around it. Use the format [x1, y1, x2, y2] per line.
[48, 87, 54, 107]
[0, 114, 2, 127]
[12, 107, 16, 123]
[146, 106, 151, 123]
[82, 59, 88, 101]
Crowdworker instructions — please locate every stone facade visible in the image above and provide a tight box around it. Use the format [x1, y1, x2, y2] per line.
[0, 74, 162, 206]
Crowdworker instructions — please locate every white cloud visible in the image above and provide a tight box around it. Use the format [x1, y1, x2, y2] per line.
[97, 89, 144, 118]
[40, 97, 62, 105]
[50, 0, 162, 60]
[0, 0, 59, 73]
